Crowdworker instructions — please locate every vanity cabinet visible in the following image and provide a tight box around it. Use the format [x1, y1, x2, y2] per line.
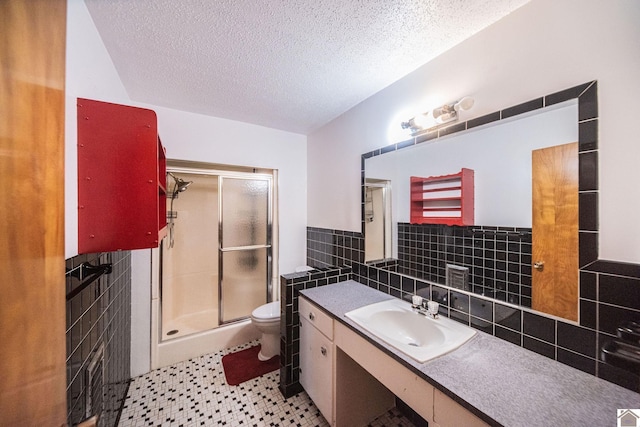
[432, 389, 489, 427]
[299, 297, 334, 423]
[299, 297, 394, 426]
[300, 293, 489, 426]
[77, 98, 167, 253]
[333, 311, 489, 427]
[299, 294, 489, 426]
[410, 168, 474, 226]
[335, 320, 434, 423]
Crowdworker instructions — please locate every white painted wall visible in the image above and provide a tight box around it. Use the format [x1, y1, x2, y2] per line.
[308, 0, 640, 264]
[149, 104, 308, 277]
[67, 0, 156, 377]
[66, 0, 307, 376]
[65, 0, 131, 259]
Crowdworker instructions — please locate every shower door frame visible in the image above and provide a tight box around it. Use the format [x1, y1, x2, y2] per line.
[218, 173, 273, 325]
[160, 164, 275, 339]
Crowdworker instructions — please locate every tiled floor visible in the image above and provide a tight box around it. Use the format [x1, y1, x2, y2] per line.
[119, 341, 415, 426]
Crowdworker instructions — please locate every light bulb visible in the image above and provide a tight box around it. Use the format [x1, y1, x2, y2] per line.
[412, 112, 434, 129]
[454, 96, 474, 112]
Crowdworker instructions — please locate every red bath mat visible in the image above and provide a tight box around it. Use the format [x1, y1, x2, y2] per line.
[221, 345, 279, 386]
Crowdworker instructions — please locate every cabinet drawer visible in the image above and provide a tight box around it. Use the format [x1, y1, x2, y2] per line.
[299, 297, 333, 340]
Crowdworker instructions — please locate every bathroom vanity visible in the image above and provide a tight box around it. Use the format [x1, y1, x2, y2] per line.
[298, 280, 640, 427]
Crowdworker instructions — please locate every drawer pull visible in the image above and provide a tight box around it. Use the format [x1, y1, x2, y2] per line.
[320, 346, 327, 356]
[309, 312, 315, 321]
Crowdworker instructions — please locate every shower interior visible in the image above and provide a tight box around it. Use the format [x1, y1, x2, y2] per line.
[160, 164, 274, 342]
[364, 179, 392, 262]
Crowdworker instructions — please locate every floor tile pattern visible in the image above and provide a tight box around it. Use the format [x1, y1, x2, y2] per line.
[119, 342, 414, 426]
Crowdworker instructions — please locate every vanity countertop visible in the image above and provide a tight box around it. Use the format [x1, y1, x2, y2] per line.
[299, 280, 640, 427]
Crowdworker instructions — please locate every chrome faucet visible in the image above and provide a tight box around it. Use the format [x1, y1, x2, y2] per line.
[412, 297, 439, 319]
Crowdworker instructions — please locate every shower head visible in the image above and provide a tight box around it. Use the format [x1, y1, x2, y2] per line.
[175, 177, 192, 192]
[167, 172, 193, 249]
[168, 173, 193, 196]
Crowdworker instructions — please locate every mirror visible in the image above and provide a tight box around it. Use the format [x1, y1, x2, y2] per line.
[364, 179, 392, 262]
[364, 97, 583, 319]
[367, 101, 578, 230]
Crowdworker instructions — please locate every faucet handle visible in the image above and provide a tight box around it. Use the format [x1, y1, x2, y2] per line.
[411, 295, 423, 307]
[427, 301, 439, 317]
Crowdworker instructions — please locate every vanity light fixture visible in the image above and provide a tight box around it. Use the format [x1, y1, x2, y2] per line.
[401, 96, 474, 136]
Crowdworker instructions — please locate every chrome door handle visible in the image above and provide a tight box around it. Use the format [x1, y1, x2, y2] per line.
[533, 261, 545, 271]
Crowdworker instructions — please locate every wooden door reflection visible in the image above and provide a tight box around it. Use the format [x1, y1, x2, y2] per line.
[532, 142, 579, 321]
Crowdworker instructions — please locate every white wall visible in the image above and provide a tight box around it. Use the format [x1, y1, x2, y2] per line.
[66, 0, 307, 376]
[149, 105, 308, 276]
[65, 0, 131, 259]
[308, 0, 640, 264]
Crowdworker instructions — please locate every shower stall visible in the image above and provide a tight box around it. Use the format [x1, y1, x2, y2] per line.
[152, 163, 276, 367]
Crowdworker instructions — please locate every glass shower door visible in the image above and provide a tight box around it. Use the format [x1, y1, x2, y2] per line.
[219, 176, 272, 324]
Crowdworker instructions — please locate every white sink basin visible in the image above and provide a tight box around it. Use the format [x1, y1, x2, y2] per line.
[345, 298, 476, 363]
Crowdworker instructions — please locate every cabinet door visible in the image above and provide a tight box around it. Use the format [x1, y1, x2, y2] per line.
[77, 98, 165, 253]
[299, 317, 333, 422]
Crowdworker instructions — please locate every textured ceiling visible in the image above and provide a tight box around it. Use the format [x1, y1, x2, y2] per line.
[84, 0, 530, 134]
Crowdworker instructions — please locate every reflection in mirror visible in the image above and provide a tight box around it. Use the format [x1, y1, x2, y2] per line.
[364, 100, 580, 320]
[531, 142, 579, 321]
[364, 179, 392, 262]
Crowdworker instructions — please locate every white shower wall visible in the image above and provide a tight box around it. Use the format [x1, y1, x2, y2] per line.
[162, 174, 219, 338]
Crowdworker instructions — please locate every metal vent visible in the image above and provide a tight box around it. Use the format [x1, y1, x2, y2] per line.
[446, 264, 469, 291]
[85, 343, 104, 423]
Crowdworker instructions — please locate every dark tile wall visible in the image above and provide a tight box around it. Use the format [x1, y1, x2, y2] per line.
[65, 251, 132, 426]
[291, 233, 640, 394]
[279, 266, 352, 398]
[367, 258, 399, 270]
[397, 223, 532, 306]
[296, 226, 640, 393]
[306, 227, 364, 267]
[584, 261, 640, 391]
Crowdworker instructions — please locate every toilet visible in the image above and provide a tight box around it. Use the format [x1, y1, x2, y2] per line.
[250, 301, 281, 361]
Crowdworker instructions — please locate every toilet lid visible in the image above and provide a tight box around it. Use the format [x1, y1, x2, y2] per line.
[252, 301, 280, 320]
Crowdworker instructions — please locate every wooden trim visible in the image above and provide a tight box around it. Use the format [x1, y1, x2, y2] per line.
[0, 0, 67, 425]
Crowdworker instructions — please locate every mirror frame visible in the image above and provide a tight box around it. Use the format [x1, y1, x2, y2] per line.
[360, 81, 599, 316]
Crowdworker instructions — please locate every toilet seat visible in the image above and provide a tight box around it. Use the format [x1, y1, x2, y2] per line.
[251, 301, 280, 321]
